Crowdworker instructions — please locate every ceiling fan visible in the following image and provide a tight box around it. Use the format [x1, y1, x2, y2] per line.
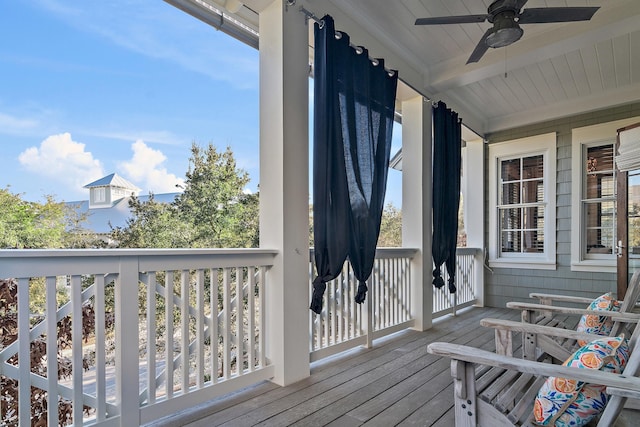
[415, 0, 599, 64]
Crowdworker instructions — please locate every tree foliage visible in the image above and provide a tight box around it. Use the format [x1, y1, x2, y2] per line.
[110, 143, 259, 249]
[377, 203, 402, 247]
[0, 189, 96, 249]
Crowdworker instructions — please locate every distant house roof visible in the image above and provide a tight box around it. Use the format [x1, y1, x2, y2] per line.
[83, 173, 140, 192]
[68, 192, 180, 234]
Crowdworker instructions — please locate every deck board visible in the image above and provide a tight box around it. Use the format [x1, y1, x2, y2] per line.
[151, 307, 530, 427]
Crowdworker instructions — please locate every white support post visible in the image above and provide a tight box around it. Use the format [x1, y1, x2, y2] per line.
[116, 257, 140, 426]
[464, 138, 485, 307]
[402, 96, 433, 331]
[258, 0, 310, 386]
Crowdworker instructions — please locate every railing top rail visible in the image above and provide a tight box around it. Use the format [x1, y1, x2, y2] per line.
[455, 247, 482, 255]
[0, 248, 278, 258]
[0, 248, 278, 278]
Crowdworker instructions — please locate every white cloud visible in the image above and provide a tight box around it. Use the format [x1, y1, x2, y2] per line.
[18, 133, 105, 191]
[119, 140, 185, 194]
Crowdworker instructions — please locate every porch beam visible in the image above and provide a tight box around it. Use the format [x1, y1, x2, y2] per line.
[258, 0, 310, 386]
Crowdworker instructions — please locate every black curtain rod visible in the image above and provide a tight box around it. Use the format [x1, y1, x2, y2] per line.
[299, 7, 395, 76]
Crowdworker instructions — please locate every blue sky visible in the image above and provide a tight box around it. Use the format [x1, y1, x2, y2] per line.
[0, 0, 402, 206]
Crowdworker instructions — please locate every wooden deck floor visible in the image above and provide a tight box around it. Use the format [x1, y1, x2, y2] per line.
[152, 306, 526, 427]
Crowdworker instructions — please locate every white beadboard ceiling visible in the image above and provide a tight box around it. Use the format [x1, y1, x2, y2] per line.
[318, 0, 640, 136]
[198, 0, 640, 136]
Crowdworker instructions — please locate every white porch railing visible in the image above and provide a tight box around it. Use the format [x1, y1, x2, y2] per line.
[0, 249, 276, 427]
[0, 246, 482, 426]
[309, 247, 483, 360]
[432, 247, 482, 318]
[309, 248, 417, 361]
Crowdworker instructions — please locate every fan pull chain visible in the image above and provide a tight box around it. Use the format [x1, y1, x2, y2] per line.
[504, 47, 508, 78]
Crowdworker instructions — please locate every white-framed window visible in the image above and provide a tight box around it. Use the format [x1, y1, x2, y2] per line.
[488, 133, 556, 269]
[570, 117, 640, 272]
[582, 142, 616, 258]
[93, 187, 106, 203]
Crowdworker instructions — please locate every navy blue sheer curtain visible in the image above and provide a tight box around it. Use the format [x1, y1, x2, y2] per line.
[432, 102, 462, 293]
[310, 15, 398, 314]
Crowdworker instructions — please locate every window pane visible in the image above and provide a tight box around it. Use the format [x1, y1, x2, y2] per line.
[585, 145, 615, 198]
[500, 207, 521, 230]
[502, 182, 520, 204]
[582, 143, 616, 259]
[522, 155, 543, 179]
[523, 230, 543, 253]
[586, 172, 614, 199]
[501, 231, 521, 253]
[585, 201, 614, 253]
[522, 179, 544, 203]
[587, 145, 614, 173]
[523, 206, 544, 229]
[629, 171, 640, 256]
[501, 158, 520, 181]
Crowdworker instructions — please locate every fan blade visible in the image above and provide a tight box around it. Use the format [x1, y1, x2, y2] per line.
[466, 28, 493, 64]
[514, 0, 529, 11]
[415, 15, 487, 25]
[518, 7, 599, 24]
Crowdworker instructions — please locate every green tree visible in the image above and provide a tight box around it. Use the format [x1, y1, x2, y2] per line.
[111, 143, 259, 249]
[177, 143, 257, 248]
[377, 203, 402, 247]
[110, 194, 192, 248]
[308, 203, 403, 248]
[0, 188, 95, 249]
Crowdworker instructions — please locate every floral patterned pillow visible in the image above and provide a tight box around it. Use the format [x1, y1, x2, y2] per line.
[533, 336, 629, 426]
[575, 293, 621, 346]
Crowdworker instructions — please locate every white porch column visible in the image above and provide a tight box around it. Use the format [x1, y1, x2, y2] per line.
[258, 0, 310, 386]
[463, 137, 485, 307]
[402, 96, 433, 331]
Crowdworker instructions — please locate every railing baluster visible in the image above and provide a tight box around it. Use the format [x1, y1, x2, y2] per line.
[337, 272, 342, 343]
[210, 268, 219, 383]
[165, 271, 174, 399]
[180, 270, 189, 393]
[71, 275, 83, 425]
[223, 268, 231, 379]
[95, 274, 106, 421]
[46, 276, 58, 427]
[147, 272, 157, 404]
[258, 266, 266, 368]
[196, 269, 205, 387]
[247, 266, 255, 372]
[235, 267, 244, 376]
[18, 278, 30, 426]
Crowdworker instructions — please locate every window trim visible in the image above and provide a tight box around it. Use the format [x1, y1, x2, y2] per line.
[488, 133, 556, 270]
[570, 117, 640, 272]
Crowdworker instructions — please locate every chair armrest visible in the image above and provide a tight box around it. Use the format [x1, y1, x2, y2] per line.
[480, 318, 605, 343]
[612, 315, 640, 324]
[506, 302, 640, 321]
[426, 342, 640, 390]
[529, 292, 595, 305]
[606, 386, 640, 400]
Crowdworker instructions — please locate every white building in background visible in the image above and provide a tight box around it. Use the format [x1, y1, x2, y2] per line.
[68, 173, 179, 234]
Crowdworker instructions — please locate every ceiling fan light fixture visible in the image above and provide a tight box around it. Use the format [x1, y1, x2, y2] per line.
[486, 26, 523, 48]
[486, 13, 523, 48]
